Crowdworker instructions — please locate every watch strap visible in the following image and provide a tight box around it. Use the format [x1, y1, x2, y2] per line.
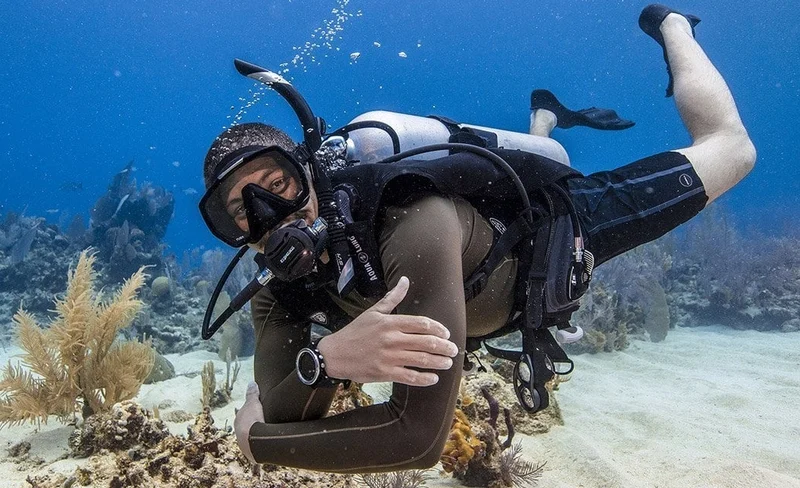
[296, 338, 347, 388]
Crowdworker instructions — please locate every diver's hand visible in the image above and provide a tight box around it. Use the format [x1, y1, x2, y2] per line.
[234, 382, 265, 464]
[317, 276, 459, 387]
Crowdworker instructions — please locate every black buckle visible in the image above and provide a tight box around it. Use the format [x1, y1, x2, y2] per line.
[449, 129, 488, 148]
[464, 271, 487, 301]
[292, 143, 313, 164]
[567, 261, 591, 302]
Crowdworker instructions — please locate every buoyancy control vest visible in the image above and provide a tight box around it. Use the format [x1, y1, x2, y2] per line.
[267, 146, 592, 413]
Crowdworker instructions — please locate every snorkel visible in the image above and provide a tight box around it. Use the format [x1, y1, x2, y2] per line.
[201, 59, 354, 340]
[233, 59, 323, 149]
[235, 59, 353, 283]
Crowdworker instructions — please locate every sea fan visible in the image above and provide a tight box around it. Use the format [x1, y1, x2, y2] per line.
[0, 250, 155, 426]
[498, 442, 546, 487]
[358, 470, 430, 488]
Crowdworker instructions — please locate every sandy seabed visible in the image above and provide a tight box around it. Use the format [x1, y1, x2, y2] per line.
[1, 325, 798, 488]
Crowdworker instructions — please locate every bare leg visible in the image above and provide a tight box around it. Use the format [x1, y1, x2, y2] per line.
[530, 109, 557, 137]
[661, 14, 756, 204]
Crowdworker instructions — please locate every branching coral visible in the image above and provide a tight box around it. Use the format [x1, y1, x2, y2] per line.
[0, 250, 155, 425]
[480, 387, 514, 450]
[200, 349, 240, 409]
[497, 443, 545, 488]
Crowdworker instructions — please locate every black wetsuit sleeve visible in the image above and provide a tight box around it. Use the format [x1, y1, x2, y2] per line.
[250, 288, 338, 423]
[247, 193, 467, 473]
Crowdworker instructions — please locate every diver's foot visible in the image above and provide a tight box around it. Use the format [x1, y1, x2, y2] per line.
[639, 4, 701, 97]
[530, 90, 635, 131]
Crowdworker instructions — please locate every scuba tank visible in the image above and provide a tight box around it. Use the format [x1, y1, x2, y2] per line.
[330, 111, 571, 167]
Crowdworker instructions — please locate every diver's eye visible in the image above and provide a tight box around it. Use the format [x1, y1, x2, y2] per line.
[233, 205, 246, 219]
[268, 176, 289, 195]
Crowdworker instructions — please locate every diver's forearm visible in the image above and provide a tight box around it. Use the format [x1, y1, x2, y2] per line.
[258, 370, 336, 423]
[247, 362, 462, 472]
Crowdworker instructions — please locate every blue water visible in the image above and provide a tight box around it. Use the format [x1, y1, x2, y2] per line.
[1, 0, 797, 254]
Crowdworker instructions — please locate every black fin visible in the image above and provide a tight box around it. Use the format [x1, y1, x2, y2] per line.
[531, 90, 635, 131]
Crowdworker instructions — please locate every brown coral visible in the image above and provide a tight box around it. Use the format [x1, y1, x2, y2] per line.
[68, 401, 169, 458]
[0, 250, 155, 426]
[461, 361, 563, 436]
[329, 382, 375, 416]
[441, 409, 485, 475]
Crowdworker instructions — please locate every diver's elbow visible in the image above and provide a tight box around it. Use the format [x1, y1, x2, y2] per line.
[403, 451, 444, 471]
[401, 427, 450, 469]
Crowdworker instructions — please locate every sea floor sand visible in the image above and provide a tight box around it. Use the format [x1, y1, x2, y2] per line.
[513, 326, 800, 488]
[1, 326, 799, 487]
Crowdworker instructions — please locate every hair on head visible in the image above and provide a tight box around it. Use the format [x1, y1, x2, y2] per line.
[203, 123, 295, 189]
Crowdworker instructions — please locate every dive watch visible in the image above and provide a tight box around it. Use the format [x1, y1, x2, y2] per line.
[296, 339, 343, 388]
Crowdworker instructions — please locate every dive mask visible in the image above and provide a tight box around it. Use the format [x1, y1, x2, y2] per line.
[200, 145, 311, 247]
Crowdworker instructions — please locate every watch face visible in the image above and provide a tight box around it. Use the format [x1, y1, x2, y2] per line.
[297, 348, 320, 385]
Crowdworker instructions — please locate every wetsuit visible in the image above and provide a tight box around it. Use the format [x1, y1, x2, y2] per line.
[247, 151, 707, 472]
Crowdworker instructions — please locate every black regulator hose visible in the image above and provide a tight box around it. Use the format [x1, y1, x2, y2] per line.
[327, 120, 402, 155]
[307, 147, 352, 294]
[201, 246, 249, 340]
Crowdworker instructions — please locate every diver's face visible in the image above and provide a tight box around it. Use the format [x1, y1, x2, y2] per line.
[221, 156, 318, 251]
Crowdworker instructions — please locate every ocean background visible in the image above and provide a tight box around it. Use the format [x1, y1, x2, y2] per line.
[1, 0, 797, 253]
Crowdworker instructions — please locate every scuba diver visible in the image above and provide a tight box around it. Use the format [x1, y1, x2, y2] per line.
[198, 4, 755, 471]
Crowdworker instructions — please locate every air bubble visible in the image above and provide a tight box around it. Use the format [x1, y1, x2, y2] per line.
[227, 0, 360, 128]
